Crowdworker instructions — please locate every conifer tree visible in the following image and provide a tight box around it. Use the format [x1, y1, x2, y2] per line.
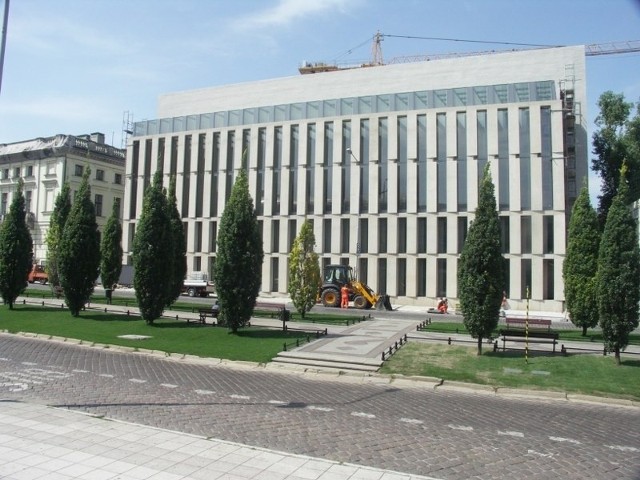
[596, 166, 640, 364]
[165, 176, 186, 307]
[58, 169, 101, 316]
[0, 179, 33, 309]
[563, 185, 600, 335]
[214, 170, 263, 333]
[45, 183, 71, 290]
[100, 201, 123, 296]
[132, 171, 173, 323]
[457, 165, 505, 355]
[288, 219, 321, 318]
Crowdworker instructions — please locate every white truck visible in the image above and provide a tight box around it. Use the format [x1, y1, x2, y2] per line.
[182, 271, 215, 297]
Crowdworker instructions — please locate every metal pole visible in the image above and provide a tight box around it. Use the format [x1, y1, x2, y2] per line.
[0, 0, 10, 96]
[525, 285, 530, 364]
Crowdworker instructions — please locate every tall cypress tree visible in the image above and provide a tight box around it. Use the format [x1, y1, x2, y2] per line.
[133, 171, 173, 323]
[596, 166, 640, 364]
[45, 182, 71, 290]
[214, 170, 263, 333]
[0, 179, 33, 309]
[165, 176, 186, 307]
[100, 201, 123, 294]
[288, 219, 321, 318]
[58, 169, 101, 316]
[457, 165, 505, 355]
[563, 185, 600, 335]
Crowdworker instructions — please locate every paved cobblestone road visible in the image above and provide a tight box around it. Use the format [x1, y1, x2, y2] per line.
[0, 334, 638, 479]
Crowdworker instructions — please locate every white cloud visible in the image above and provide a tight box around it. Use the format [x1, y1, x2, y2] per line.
[232, 0, 357, 31]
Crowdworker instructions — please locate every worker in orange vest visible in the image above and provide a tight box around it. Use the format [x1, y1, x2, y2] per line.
[341, 285, 349, 309]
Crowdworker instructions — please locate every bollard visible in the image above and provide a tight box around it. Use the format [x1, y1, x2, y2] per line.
[561, 344, 567, 355]
[283, 343, 287, 352]
[23, 299, 26, 305]
[42, 301, 44, 306]
[493, 341, 498, 352]
[127, 310, 130, 316]
[104, 308, 107, 313]
[448, 337, 452, 345]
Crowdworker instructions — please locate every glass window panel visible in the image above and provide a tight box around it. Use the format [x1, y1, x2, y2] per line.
[434, 89, 448, 108]
[291, 103, 304, 120]
[453, 88, 467, 106]
[358, 96, 373, 113]
[415, 91, 428, 109]
[173, 116, 185, 131]
[340, 98, 354, 115]
[159, 118, 173, 134]
[200, 113, 214, 129]
[515, 83, 530, 102]
[377, 94, 391, 112]
[214, 111, 226, 128]
[258, 106, 271, 123]
[494, 84, 508, 103]
[186, 115, 198, 131]
[323, 99, 337, 117]
[229, 109, 241, 126]
[308, 101, 320, 118]
[395, 93, 410, 111]
[243, 108, 256, 124]
[535, 81, 555, 100]
[473, 86, 488, 105]
[275, 104, 288, 121]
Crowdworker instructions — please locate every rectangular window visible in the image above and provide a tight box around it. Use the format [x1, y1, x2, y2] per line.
[540, 106, 553, 210]
[181, 135, 192, 217]
[457, 217, 467, 253]
[498, 109, 509, 210]
[521, 259, 532, 299]
[195, 221, 203, 252]
[378, 118, 388, 213]
[129, 141, 139, 220]
[340, 218, 349, 253]
[157, 137, 165, 174]
[417, 258, 427, 297]
[271, 219, 280, 253]
[358, 218, 368, 254]
[341, 120, 351, 214]
[0, 192, 7, 215]
[271, 257, 279, 292]
[94, 194, 103, 217]
[26, 165, 33, 177]
[75, 165, 84, 176]
[519, 108, 531, 210]
[289, 125, 299, 214]
[256, 128, 266, 215]
[209, 221, 217, 252]
[417, 114, 427, 212]
[113, 197, 121, 218]
[196, 133, 206, 217]
[543, 215, 554, 253]
[397, 259, 407, 296]
[96, 169, 105, 181]
[521, 216, 532, 254]
[456, 112, 467, 211]
[25, 190, 32, 213]
[272, 126, 282, 215]
[436, 258, 447, 298]
[288, 219, 297, 250]
[13, 167, 20, 178]
[397, 116, 407, 212]
[436, 113, 447, 212]
[437, 217, 447, 254]
[144, 138, 153, 192]
[378, 218, 387, 253]
[499, 216, 510, 253]
[477, 110, 488, 184]
[322, 218, 331, 253]
[306, 124, 316, 214]
[417, 217, 427, 253]
[323, 122, 333, 214]
[114, 173, 122, 185]
[543, 259, 554, 299]
[359, 119, 369, 213]
[210, 132, 220, 217]
[2, 168, 9, 179]
[398, 217, 407, 254]
[377, 258, 387, 295]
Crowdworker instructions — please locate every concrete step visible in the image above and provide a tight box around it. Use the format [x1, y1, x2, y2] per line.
[272, 351, 382, 373]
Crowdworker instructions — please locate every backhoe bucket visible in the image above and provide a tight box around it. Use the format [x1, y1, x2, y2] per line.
[375, 294, 393, 311]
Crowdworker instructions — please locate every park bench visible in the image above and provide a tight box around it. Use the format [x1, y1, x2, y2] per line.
[254, 302, 290, 320]
[499, 317, 559, 353]
[187, 308, 218, 325]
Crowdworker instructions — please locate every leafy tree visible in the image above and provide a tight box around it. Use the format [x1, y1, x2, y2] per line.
[563, 185, 600, 336]
[132, 171, 173, 324]
[0, 179, 33, 309]
[45, 183, 71, 289]
[165, 176, 186, 307]
[457, 165, 505, 355]
[58, 169, 101, 316]
[288, 219, 321, 318]
[595, 166, 640, 364]
[592, 91, 640, 225]
[214, 170, 263, 333]
[100, 201, 123, 295]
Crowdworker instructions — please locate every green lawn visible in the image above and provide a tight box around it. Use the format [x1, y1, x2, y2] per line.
[0, 305, 310, 363]
[381, 343, 640, 401]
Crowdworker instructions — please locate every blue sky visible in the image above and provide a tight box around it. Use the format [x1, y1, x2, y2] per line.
[1, 0, 639, 201]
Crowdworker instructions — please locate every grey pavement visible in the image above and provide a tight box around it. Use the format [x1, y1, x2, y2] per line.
[2, 294, 639, 479]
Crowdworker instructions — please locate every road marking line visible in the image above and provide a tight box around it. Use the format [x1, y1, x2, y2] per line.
[527, 450, 554, 458]
[21, 362, 37, 366]
[549, 436, 581, 444]
[607, 445, 639, 452]
[351, 412, 376, 419]
[99, 374, 114, 378]
[194, 389, 215, 395]
[448, 424, 473, 431]
[0, 373, 43, 384]
[306, 406, 333, 412]
[229, 394, 250, 400]
[0, 357, 9, 361]
[498, 431, 525, 437]
[72, 369, 89, 373]
[268, 400, 288, 405]
[160, 383, 177, 388]
[128, 378, 146, 383]
[0, 382, 28, 392]
[400, 418, 424, 425]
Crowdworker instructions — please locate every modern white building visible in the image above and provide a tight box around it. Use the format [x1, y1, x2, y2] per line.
[125, 46, 588, 312]
[0, 133, 126, 264]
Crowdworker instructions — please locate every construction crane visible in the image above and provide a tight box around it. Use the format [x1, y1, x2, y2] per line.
[298, 35, 640, 74]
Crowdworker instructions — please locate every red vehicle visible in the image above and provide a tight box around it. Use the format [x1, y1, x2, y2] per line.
[27, 264, 48, 284]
